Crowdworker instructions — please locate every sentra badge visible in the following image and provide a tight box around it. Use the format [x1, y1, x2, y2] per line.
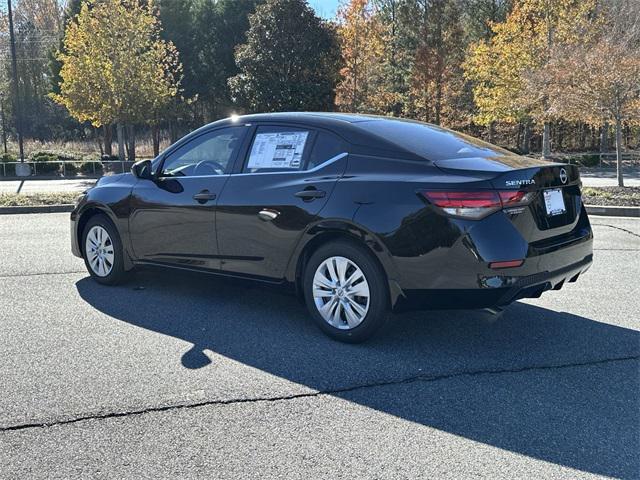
[505, 179, 536, 187]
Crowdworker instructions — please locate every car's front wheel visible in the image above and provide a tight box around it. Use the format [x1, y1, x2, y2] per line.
[81, 214, 127, 285]
[303, 240, 389, 343]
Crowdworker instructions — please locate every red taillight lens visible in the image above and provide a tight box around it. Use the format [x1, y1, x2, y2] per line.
[422, 191, 501, 208]
[421, 190, 534, 219]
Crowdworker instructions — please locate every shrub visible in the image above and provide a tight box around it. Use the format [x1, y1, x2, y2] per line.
[579, 154, 600, 167]
[0, 153, 17, 176]
[31, 153, 60, 175]
[80, 161, 103, 175]
[29, 149, 84, 161]
[62, 162, 79, 177]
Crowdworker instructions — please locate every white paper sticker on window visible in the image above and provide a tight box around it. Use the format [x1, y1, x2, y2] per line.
[247, 132, 309, 170]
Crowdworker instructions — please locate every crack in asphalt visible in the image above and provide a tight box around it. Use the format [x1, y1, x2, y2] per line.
[0, 270, 85, 279]
[1, 354, 637, 434]
[593, 248, 640, 251]
[592, 223, 640, 239]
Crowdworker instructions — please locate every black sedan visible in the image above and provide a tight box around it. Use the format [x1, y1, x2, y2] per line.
[71, 113, 593, 342]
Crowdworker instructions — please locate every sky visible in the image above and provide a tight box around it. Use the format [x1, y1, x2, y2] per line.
[0, 1, 342, 19]
[309, 0, 340, 19]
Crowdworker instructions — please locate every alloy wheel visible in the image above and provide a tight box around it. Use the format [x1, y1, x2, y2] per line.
[312, 256, 370, 330]
[85, 225, 115, 277]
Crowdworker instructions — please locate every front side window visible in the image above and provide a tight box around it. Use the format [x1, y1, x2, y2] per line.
[161, 127, 244, 177]
[244, 126, 312, 173]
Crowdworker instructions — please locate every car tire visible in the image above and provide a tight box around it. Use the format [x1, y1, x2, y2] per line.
[81, 214, 127, 285]
[303, 240, 389, 343]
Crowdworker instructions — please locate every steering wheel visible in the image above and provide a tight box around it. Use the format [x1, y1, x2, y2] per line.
[193, 160, 226, 176]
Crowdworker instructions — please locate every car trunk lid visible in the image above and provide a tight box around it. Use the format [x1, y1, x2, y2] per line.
[434, 156, 583, 240]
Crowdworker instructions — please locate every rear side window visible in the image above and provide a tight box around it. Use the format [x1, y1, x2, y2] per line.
[244, 126, 312, 173]
[308, 131, 347, 169]
[357, 120, 511, 161]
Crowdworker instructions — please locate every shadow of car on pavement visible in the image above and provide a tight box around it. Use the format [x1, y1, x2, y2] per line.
[76, 268, 640, 478]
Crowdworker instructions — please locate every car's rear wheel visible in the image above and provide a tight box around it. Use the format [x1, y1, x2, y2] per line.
[303, 240, 389, 343]
[82, 214, 127, 285]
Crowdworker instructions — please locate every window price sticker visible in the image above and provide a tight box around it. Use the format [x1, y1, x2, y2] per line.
[247, 132, 309, 169]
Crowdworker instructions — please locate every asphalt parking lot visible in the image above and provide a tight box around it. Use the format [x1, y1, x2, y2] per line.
[1, 213, 638, 479]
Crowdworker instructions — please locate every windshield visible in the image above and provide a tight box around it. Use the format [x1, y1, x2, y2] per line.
[357, 119, 512, 161]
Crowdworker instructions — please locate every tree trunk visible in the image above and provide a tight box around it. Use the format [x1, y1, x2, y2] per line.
[578, 123, 586, 151]
[556, 122, 563, 151]
[487, 121, 495, 144]
[615, 116, 624, 187]
[124, 127, 130, 159]
[103, 124, 112, 157]
[127, 124, 136, 162]
[116, 123, 125, 161]
[169, 119, 179, 144]
[600, 122, 609, 152]
[97, 127, 103, 156]
[522, 122, 532, 154]
[152, 124, 161, 157]
[625, 123, 630, 148]
[542, 122, 551, 159]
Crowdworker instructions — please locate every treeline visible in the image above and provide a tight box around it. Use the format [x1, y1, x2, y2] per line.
[1, 0, 639, 179]
[337, 0, 640, 175]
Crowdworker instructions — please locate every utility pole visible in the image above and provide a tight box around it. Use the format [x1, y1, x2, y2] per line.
[0, 93, 7, 154]
[7, 0, 26, 166]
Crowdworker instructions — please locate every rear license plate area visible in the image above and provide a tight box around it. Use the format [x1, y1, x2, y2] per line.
[543, 188, 566, 216]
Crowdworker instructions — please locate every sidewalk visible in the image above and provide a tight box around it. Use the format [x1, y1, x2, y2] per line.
[0, 178, 96, 194]
[579, 167, 640, 187]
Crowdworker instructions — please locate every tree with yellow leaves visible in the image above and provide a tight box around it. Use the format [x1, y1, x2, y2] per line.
[51, 0, 182, 160]
[464, 0, 598, 157]
[335, 0, 387, 113]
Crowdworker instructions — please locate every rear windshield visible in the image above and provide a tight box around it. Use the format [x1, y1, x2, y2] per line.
[357, 119, 511, 161]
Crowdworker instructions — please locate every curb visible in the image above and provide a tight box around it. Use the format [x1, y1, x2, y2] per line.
[585, 205, 640, 217]
[0, 204, 74, 215]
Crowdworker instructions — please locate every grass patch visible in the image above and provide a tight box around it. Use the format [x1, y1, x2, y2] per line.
[0, 192, 79, 207]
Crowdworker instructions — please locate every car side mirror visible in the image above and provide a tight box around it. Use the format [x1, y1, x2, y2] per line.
[131, 159, 153, 180]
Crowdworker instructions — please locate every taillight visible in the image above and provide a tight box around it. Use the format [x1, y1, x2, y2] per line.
[421, 190, 534, 219]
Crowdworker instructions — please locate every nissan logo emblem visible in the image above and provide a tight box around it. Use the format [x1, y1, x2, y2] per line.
[559, 168, 568, 184]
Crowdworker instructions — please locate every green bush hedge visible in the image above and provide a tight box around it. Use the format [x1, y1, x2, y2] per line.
[63, 162, 79, 177]
[0, 153, 17, 176]
[80, 161, 103, 175]
[578, 154, 600, 167]
[30, 149, 84, 161]
[31, 153, 60, 175]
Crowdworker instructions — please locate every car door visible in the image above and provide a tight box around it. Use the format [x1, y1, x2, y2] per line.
[216, 125, 349, 279]
[128, 126, 248, 269]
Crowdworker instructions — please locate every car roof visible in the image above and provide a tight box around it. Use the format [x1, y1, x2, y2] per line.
[189, 112, 447, 161]
[212, 111, 386, 126]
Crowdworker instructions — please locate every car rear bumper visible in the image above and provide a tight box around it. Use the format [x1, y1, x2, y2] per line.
[390, 207, 594, 312]
[393, 252, 592, 312]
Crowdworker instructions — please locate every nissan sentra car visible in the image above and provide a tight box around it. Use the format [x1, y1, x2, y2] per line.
[71, 113, 593, 342]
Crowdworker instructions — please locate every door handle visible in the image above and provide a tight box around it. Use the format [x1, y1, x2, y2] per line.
[258, 209, 280, 221]
[294, 188, 326, 201]
[193, 190, 217, 204]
